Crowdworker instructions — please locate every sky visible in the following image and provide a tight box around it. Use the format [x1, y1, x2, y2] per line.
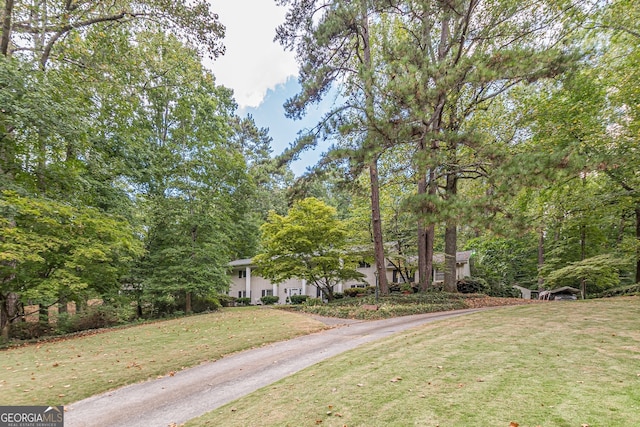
[205, 1, 332, 176]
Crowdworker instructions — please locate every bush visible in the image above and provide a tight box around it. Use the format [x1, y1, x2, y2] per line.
[304, 297, 324, 306]
[260, 295, 279, 305]
[333, 292, 344, 299]
[236, 297, 251, 306]
[10, 321, 54, 340]
[343, 286, 374, 297]
[456, 277, 489, 294]
[191, 295, 222, 313]
[217, 294, 237, 307]
[289, 295, 308, 304]
[343, 288, 361, 297]
[56, 305, 129, 334]
[599, 284, 640, 298]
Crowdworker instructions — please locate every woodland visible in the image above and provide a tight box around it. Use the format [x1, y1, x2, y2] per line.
[1, 0, 639, 340]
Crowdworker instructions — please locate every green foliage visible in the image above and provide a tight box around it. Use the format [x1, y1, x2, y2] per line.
[190, 295, 222, 313]
[343, 288, 361, 297]
[544, 254, 629, 295]
[9, 322, 54, 340]
[236, 297, 251, 306]
[456, 277, 489, 295]
[260, 296, 279, 305]
[254, 198, 365, 301]
[216, 294, 237, 308]
[466, 236, 539, 289]
[0, 191, 143, 303]
[289, 295, 308, 304]
[598, 284, 640, 298]
[55, 305, 134, 335]
[303, 298, 324, 307]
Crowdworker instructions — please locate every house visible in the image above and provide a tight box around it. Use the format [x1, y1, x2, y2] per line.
[512, 285, 540, 300]
[228, 251, 473, 304]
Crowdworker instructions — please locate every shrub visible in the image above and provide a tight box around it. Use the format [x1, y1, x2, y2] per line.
[343, 286, 374, 297]
[599, 284, 640, 298]
[191, 295, 222, 313]
[260, 295, 279, 305]
[236, 297, 251, 306]
[333, 292, 344, 299]
[289, 295, 308, 304]
[343, 288, 361, 297]
[304, 297, 324, 306]
[456, 277, 489, 294]
[57, 305, 128, 334]
[10, 321, 54, 340]
[217, 294, 237, 307]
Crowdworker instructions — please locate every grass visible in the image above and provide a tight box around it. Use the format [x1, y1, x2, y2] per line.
[0, 307, 326, 406]
[187, 297, 640, 427]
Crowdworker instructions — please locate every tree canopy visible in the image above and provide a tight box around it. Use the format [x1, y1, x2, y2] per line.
[253, 198, 365, 301]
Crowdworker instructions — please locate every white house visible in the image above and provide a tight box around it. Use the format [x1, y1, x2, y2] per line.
[228, 251, 472, 304]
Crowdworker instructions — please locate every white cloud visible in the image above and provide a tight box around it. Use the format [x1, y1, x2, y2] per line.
[206, 1, 299, 109]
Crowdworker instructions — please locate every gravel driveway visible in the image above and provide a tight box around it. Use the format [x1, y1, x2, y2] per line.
[65, 308, 484, 427]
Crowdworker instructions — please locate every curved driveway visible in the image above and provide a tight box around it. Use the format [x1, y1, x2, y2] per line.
[65, 308, 484, 427]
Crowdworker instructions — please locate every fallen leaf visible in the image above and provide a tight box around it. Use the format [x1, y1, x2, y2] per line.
[390, 377, 403, 383]
[509, 422, 519, 427]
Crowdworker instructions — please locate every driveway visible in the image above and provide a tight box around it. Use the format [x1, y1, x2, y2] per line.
[65, 308, 484, 427]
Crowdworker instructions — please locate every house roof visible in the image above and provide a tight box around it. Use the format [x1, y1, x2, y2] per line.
[432, 250, 473, 264]
[229, 258, 254, 267]
[548, 286, 581, 294]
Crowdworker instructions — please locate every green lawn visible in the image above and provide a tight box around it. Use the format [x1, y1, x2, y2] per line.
[187, 297, 640, 427]
[0, 307, 326, 405]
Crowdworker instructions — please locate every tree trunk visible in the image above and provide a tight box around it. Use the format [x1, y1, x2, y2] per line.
[39, 303, 49, 324]
[58, 294, 68, 314]
[370, 160, 388, 294]
[418, 170, 436, 292]
[360, 5, 387, 294]
[1, 292, 19, 341]
[185, 291, 192, 314]
[417, 174, 429, 290]
[443, 173, 458, 292]
[538, 228, 545, 288]
[0, 0, 13, 56]
[444, 223, 457, 292]
[635, 204, 640, 284]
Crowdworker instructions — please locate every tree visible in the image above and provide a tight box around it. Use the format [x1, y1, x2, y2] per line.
[377, 0, 581, 292]
[254, 198, 365, 301]
[544, 254, 629, 298]
[0, 0, 224, 68]
[276, 0, 391, 294]
[119, 31, 253, 314]
[0, 191, 143, 339]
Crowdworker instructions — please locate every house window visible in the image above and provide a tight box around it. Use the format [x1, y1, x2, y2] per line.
[238, 290, 247, 298]
[238, 270, 246, 279]
[358, 261, 371, 268]
[261, 289, 273, 297]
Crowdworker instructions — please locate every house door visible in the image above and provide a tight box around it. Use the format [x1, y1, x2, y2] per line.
[287, 288, 302, 297]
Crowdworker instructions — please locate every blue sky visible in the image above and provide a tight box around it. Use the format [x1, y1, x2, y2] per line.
[206, 1, 332, 176]
[238, 77, 335, 176]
